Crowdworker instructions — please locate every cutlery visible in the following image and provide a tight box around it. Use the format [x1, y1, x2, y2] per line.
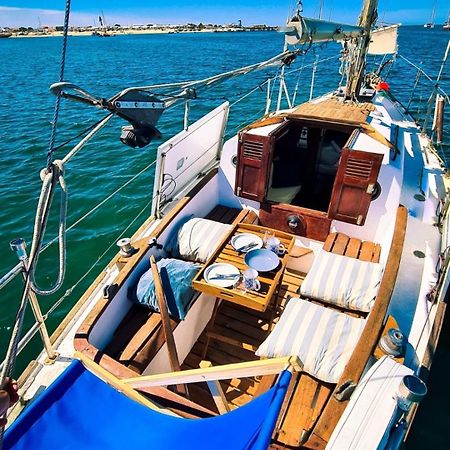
[209, 274, 240, 280]
[237, 242, 258, 253]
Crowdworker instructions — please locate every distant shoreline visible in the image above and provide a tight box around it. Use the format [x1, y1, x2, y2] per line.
[6, 27, 276, 39]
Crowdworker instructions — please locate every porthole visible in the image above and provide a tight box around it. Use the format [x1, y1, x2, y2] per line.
[371, 182, 381, 201]
[231, 154, 238, 168]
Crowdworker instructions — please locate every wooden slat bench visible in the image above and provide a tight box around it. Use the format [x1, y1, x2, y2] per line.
[323, 232, 381, 263]
[104, 205, 258, 374]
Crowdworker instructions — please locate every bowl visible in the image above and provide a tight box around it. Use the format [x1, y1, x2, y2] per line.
[244, 248, 280, 272]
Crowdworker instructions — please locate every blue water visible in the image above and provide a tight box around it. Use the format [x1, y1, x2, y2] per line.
[0, 27, 449, 447]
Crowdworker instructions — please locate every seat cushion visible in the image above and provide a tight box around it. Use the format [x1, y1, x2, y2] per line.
[166, 217, 232, 263]
[136, 258, 201, 320]
[299, 250, 383, 313]
[256, 298, 366, 383]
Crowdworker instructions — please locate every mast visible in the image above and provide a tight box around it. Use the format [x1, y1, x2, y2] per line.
[431, 0, 437, 26]
[345, 0, 379, 100]
[319, 0, 324, 20]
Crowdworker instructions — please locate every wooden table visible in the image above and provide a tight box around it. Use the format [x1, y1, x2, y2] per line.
[192, 223, 295, 312]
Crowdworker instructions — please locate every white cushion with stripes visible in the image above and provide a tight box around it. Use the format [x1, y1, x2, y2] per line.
[299, 250, 383, 313]
[167, 217, 232, 263]
[256, 298, 366, 383]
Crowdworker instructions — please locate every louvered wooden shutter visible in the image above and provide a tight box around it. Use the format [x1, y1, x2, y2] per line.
[328, 148, 383, 225]
[235, 133, 272, 201]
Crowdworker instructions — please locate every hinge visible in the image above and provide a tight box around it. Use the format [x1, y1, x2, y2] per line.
[357, 214, 363, 225]
[236, 186, 241, 196]
[366, 183, 374, 194]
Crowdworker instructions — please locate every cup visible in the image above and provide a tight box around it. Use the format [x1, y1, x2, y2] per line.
[266, 237, 286, 255]
[263, 230, 275, 246]
[243, 268, 261, 292]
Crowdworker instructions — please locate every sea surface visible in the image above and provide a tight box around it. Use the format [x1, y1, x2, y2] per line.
[0, 26, 449, 447]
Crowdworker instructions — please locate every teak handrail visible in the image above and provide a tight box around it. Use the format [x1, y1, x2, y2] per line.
[122, 356, 302, 389]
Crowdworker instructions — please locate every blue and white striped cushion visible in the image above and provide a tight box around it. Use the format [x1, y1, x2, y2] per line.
[299, 250, 383, 313]
[168, 218, 232, 263]
[256, 298, 366, 383]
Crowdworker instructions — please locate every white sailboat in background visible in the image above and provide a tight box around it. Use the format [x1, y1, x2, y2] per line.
[424, 0, 437, 28]
[0, 0, 449, 449]
[444, 10, 450, 30]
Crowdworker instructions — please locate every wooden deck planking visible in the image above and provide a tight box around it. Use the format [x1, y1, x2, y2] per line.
[104, 306, 150, 358]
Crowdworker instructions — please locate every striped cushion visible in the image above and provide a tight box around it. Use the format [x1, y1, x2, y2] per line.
[299, 250, 383, 313]
[167, 217, 232, 263]
[256, 298, 366, 383]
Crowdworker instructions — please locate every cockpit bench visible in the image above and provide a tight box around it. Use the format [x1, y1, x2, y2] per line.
[104, 205, 258, 374]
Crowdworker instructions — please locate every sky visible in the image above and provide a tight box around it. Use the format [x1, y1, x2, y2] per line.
[0, 1, 448, 28]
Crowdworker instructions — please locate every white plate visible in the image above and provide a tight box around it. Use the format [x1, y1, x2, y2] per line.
[204, 263, 240, 288]
[231, 233, 263, 252]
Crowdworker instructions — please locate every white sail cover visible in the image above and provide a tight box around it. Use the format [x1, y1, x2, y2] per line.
[368, 25, 399, 55]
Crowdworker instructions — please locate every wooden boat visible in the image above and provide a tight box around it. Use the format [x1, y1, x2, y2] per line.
[2, 1, 450, 449]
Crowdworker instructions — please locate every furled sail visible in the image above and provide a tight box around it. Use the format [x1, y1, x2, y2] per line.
[281, 16, 363, 45]
[367, 24, 399, 55]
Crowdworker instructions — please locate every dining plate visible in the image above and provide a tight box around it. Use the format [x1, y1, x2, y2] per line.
[204, 263, 240, 287]
[230, 233, 263, 252]
[244, 249, 280, 272]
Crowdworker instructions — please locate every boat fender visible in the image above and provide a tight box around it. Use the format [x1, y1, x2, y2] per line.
[333, 379, 357, 401]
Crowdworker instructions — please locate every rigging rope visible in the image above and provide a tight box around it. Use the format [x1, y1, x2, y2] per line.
[46, 0, 72, 169]
[0, 7, 73, 442]
[28, 162, 68, 296]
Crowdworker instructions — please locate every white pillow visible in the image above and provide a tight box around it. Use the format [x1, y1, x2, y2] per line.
[256, 298, 366, 383]
[166, 217, 232, 263]
[300, 250, 383, 313]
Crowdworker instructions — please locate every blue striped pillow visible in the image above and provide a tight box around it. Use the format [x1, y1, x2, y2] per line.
[300, 250, 383, 312]
[256, 298, 366, 383]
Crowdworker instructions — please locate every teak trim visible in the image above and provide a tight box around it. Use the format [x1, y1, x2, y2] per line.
[305, 205, 408, 448]
[123, 356, 303, 389]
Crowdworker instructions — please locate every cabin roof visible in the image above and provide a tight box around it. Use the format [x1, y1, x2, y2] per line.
[286, 98, 375, 126]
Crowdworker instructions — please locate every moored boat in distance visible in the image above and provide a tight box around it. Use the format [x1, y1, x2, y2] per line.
[1, 1, 450, 449]
[444, 11, 450, 30]
[424, 0, 437, 28]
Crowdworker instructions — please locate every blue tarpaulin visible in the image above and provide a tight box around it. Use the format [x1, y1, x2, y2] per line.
[5, 360, 291, 450]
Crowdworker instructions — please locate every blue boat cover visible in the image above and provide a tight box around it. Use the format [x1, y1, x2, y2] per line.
[4, 360, 291, 450]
